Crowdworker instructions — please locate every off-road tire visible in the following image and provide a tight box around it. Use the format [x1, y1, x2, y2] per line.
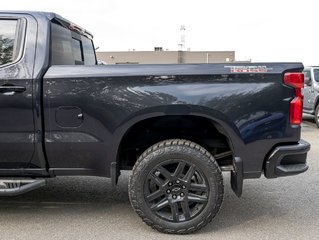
[128, 139, 224, 234]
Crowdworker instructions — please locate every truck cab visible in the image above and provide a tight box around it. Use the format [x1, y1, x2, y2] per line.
[303, 67, 319, 127]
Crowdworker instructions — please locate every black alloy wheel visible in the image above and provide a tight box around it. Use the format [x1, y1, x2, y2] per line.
[144, 160, 209, 223]
[129, 139, 224, 234]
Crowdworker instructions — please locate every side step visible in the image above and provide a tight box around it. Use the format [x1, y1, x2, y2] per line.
[0, 179, 46, 196]
[276, 164, 308, 176]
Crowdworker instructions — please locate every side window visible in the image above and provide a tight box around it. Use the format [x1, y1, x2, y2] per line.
[72, 38, 83, 65]
[51, 23, 96, 66]
[82, 37, 96, 65]
[303, 70, 311, 79]
[0, 19, 24, 67]
[313, 69, 319, 82]
[51, 23, 74, 65]
[303, 70, 311, 85]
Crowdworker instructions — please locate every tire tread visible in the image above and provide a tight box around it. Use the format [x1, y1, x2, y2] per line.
[129, 139, 224, 234]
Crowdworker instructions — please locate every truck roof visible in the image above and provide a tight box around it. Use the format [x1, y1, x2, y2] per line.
[304, 66, 319, 70]
[0, 10, 93, 39]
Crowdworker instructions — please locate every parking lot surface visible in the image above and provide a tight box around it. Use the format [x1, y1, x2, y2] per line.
[0, 116, 318, 240]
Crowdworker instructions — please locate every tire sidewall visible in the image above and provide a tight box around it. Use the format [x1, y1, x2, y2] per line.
[129, 142, 223, 233]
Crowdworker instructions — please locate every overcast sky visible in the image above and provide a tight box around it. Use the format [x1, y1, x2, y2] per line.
[2, 0, 319, 64]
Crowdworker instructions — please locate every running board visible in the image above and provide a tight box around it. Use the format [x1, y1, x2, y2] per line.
[0, 179, 46, 196]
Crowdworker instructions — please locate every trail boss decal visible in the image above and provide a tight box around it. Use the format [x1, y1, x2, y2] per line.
[225, 66, 273, 73]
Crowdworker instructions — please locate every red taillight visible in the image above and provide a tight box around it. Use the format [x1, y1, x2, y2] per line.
[284, 73, 304, 88]
[289, 95, 303, 125]
[284, 72, 304, 125]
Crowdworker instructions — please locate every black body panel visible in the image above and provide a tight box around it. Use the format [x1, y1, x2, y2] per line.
[43, 64, 303, 178]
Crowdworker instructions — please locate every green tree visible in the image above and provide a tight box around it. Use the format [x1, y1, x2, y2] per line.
[0, 36, 14, 65]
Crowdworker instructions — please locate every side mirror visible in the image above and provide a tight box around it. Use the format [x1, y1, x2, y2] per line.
[304, 76, 312, 86]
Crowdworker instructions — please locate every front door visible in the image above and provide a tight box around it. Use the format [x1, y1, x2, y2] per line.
[0, 17, 35, 168]
[310, 69, 319, 110]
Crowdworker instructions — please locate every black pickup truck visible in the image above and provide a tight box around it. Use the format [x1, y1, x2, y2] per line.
[0, 11, 310, 234]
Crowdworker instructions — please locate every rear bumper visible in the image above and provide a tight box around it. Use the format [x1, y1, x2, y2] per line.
[264, 140, 310, 178]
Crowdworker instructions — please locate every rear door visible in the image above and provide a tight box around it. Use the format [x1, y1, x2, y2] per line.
[43, 21, 101, 174]
[0, 16, 35, 168]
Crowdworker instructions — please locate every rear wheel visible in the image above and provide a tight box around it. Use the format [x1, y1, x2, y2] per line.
[129, 139, 224, 234]
[315, 105, 319, 128]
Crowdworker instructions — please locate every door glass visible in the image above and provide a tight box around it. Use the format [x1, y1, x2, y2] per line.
[0, 20, 18, 66]
[51, 23, 74, 65]
[51, 23, 96, 66]
[82, 37, 96, 65]
[304, 70, 311, 80]
[313, 69, 319, 82]
[72, 37, 83, 65]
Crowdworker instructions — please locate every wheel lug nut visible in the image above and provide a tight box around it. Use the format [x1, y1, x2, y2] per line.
[176, 180, 180, 184]
[166, 189, 171, 194]
[168, 182, 173, 186]
[172, 195, 177, 199]
[180, 193, 184, 197]
[182, 185, 186, 189]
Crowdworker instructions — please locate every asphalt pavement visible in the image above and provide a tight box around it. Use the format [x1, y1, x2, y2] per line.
[0, 116, 318, 240]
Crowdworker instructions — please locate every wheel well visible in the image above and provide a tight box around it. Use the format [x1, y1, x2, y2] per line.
[117, 115, 233, 170]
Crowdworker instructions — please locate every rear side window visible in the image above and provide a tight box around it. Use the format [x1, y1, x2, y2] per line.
[314, 69, 319, 82]
[51, 23, 96, 66]
[303, 70, 311, 80]
[51, 24, 74, 65]
[82, 37, 96, 65]
[72, 38, 83, 64]
[0, 19, 24, 67]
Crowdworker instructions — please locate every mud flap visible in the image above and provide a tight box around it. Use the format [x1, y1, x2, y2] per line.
[231, 157, 243, 197]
